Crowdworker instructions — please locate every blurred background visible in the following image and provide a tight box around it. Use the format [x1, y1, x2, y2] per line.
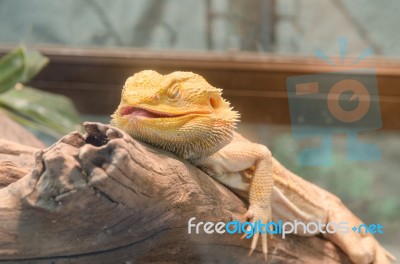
[1, 0, 399, 55]
[0, 0, 398, 259]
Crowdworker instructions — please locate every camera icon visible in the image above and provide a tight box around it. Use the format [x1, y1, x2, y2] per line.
[286, 68, 382, 166]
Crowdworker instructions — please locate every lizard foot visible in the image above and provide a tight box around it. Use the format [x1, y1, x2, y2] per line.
[242, 205, 271, 261]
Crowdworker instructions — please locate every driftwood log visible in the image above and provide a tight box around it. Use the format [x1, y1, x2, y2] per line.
[0, 122, 352, 264]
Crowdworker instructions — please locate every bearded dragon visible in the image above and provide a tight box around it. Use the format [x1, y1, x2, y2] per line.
[110, 70, 396, 264]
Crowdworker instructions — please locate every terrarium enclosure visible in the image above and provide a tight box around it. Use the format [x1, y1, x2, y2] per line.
[0, 1, 399, 263]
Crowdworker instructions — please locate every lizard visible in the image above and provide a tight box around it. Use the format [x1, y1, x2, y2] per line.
[110, 70, 396, 264]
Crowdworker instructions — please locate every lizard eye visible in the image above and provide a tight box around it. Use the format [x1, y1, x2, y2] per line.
[167, 84, 180, 99]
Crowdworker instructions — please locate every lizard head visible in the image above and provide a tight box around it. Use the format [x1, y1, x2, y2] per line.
[111, 70, 239, 160]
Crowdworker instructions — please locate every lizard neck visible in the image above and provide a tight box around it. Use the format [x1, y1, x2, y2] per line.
[130, 120, 235, 161]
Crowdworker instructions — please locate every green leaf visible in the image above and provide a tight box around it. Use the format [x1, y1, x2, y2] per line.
[0, 46, 48, 94]
[0, 86, 82, 138]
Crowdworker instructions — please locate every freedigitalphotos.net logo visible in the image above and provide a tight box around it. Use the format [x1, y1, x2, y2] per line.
[286, 37, 382, 166]
[187, 217, 384, 239]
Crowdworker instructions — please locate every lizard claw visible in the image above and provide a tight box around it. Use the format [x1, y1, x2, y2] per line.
[248, 231, 259, 256]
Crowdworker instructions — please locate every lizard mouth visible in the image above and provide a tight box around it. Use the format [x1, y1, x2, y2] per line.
[119, 106, 209, 118]
[120, 106, 178, 118]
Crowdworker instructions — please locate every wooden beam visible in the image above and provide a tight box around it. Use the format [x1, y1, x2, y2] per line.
[1, 46, 399, 129]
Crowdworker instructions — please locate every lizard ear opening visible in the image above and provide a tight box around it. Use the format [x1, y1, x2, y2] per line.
[210, 97, 219, 109]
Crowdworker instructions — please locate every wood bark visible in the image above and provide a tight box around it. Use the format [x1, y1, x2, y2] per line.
[0, 122, 351, 264]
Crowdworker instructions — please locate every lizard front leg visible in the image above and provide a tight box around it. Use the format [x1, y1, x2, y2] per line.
[199, 142, 274, 261]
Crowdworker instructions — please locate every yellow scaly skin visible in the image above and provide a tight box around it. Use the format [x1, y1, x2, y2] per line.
[111, 70, 396, 263]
